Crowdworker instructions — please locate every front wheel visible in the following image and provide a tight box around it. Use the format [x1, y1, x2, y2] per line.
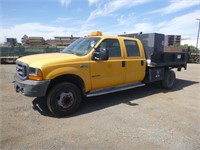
[47, 82, 82, 117]
[161, 70, 176, 89]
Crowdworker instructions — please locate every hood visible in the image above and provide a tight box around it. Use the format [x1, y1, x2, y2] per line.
[17, 53, 86, 68]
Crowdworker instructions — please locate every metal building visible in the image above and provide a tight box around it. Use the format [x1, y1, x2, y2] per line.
[164, 35, 181, 46]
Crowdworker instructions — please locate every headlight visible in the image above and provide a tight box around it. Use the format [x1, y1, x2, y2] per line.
[29, 67, 38, 76]
[28, 67, 43, 80]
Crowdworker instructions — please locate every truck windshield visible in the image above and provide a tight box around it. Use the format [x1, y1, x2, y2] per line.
[62, 37, 100, 56]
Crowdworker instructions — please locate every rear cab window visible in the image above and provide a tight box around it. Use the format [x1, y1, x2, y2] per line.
[124, 40, 140, 57]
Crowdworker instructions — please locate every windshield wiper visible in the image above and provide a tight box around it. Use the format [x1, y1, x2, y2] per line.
[63, 50, 83, 56]
[64, 50, 76, 54]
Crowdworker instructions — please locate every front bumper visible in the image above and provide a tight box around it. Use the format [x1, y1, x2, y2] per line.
[14, 74, 50, 97]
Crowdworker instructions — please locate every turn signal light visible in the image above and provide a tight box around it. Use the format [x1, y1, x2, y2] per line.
[28, 69, 43, 80]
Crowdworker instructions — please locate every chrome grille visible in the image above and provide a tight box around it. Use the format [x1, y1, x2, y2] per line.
[16, 61, 28, 79]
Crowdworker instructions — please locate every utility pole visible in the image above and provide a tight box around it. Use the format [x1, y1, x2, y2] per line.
[196, 18, 200, 49]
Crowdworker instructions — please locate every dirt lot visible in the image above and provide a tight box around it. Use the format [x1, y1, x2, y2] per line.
[0, 64, 200, 150]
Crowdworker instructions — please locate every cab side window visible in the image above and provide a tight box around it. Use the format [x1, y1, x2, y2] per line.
[124, 40, 140, 57]
[98, 39, 121, 57]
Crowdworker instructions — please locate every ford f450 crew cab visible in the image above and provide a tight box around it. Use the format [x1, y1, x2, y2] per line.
[14, 31, 188, 117]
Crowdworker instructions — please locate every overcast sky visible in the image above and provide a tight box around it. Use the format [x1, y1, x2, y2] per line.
[1, 0, 200, 47]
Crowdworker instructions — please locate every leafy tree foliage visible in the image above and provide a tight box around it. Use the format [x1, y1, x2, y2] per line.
[174, 44, 199, 53]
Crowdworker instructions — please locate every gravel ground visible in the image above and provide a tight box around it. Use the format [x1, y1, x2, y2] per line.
[0, 64, 200, 150]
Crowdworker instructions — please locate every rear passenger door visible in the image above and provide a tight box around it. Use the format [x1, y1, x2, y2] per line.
[124, 39, 146, 83]
[90, 39, 125, 90]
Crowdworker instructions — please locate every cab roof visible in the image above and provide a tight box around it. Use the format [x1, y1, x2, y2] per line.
[88, 31, 139, 41]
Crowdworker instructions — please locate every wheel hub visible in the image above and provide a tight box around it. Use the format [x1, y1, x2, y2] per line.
[57, 92, 74, 109]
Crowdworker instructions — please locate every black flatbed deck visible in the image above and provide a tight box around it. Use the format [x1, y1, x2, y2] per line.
[149, 52, 188, 70]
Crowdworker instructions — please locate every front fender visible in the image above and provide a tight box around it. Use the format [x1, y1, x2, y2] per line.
[43, 66, 91, 92]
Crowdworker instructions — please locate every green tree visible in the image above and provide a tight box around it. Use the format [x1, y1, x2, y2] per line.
[184, 45, 199, 53]
[174, 44, 199, 53]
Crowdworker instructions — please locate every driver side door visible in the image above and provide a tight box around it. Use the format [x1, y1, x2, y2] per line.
[90, 39, 125, 90]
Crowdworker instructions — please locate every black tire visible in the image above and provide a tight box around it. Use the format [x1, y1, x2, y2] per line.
[162, 70, 176, 89]
[47, 82, 82, 117]
[196, 58, 200, 64]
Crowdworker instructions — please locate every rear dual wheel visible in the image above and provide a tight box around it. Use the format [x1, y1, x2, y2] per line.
[47, 82, 82, 117]
[162, 70, 176, 89]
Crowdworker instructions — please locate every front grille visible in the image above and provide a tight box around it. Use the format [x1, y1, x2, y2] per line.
[16, 61, 28, 79]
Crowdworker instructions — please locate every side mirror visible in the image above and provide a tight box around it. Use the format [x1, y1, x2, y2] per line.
[92, 48, 109, 61]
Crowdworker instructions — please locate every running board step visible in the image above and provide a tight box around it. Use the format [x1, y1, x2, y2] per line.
[86, 82, 145, 97]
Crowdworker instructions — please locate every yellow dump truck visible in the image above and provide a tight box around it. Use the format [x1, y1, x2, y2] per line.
[14, 31, 188, 117]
